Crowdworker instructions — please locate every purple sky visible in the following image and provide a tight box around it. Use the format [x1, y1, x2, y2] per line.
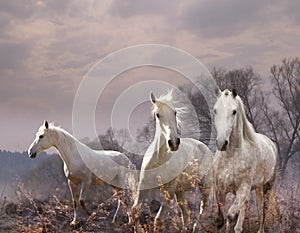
[1, 0, 300, 151]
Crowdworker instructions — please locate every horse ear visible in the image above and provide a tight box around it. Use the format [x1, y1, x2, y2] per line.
[150, 92, 156, 104]
[232, 89, 237, 98]
[215, 85, 221, 97]
[44, 120, 49, 129]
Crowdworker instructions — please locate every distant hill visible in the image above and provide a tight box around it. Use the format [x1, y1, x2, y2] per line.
[0, 150, 67, 201]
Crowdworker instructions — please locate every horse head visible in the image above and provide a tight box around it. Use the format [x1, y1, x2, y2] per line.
[150, 91, 181, 151]
[28, 120, 55, 158]
[213, 88, 238, 151]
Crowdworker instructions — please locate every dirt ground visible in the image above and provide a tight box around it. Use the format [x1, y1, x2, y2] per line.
[0, 192, 297, 233]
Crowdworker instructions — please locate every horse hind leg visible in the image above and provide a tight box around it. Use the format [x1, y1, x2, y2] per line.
[194, 185, 211, 232]
[256, 186, 264, 233]
[116, 189, 134, 225]
[79, 181, 94, 218]
[257, 181, 274, 233]
[112, 198, 121, 223]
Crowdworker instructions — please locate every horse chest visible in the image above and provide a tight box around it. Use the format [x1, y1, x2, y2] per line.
[215, 156, 251, 191]
[64, 163, 86, 184]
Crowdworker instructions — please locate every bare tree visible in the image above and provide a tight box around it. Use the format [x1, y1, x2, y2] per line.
[261, 57, 300, 176]
[136, 121, 155, 144]
[178, 81, 214, 145]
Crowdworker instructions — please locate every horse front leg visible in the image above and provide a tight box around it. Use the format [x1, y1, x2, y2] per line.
[215, 188, 226, 229]
[154, 183, 176, 233]
[154, 200, 169, 233]
[67, 179, 79, 226]
[227, 183, 250, 233]
[132, 188, 150, 233]
[175, 190, 190, 232]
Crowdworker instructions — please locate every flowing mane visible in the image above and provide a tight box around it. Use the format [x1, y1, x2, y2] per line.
[236, 96, 256, 144]
[152, 90, 185, 128]
[48, 123, 79, 153]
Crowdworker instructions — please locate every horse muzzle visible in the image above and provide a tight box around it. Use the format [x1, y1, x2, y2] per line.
[28, 151, 37, 158]
[168, 138, 180, 151]
[216, 140, 228, 151]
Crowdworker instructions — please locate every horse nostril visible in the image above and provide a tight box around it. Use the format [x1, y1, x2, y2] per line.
[224, 140, 228, 146]
[176, 138, 180, 146]
[220, 140, 229, 151]
[168, 140, 173, 148]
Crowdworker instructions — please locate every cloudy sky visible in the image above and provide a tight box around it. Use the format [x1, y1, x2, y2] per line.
[1, 0, 300, 151]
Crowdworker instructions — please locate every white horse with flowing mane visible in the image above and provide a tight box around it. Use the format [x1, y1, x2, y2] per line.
[132, 90, 213, 233]
[213, 88, 277, 233]
[28, 121, 135, 226]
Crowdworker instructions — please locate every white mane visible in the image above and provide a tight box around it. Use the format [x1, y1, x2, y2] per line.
[235, 96, 256, 144]
[152, 90, 186, 128]
[48, 123, 79, 153]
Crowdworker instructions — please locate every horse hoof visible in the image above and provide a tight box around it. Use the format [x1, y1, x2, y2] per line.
[70, 220, 77, 227]
[134, 225, 145, 233]
[215, 216, 224, 229]
[227, 212, 238, 223]
[88, 212, 96, 221]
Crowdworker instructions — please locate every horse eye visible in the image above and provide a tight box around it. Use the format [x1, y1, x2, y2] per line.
[175, 111, 177, 116]
[233, 110, 237, 115]
[214, 109, 217, 114]
[156, 113, 160, 118]
[39, 135, 44, 139]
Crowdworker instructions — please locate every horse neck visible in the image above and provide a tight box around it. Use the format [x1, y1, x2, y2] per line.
[52, 128, 80, 166]
[228, 113, 244, 150]
[152, 121, 168, 160]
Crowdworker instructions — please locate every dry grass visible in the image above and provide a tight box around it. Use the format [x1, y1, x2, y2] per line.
[0, 177, 298, 233]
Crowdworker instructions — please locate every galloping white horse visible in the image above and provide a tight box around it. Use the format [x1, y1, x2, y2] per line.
[132, 91, 213, 233]
[213, 89, 277, 233]
[28, 121, 135, 226]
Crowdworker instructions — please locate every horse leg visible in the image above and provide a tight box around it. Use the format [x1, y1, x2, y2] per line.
[256, 186, 264, 233]
[79, 181, 93, 217]
[215, 189, 226, 229]
[132, 189, 150, 233]
[227, 183, 250, 233]
[193, 184, 211, 232]
[233, 202, 247, 233]
[113, 187, 133, 225]
[199, 183, 211, 217]
[257, 181, 274, 233]
[154, 200, 169, 233]
[154, 184, 176, 233]
[175, 190, 190, 232]
[68, 180, 79, 226]
[110, 188, 125, 223]
[112, 197, 121, 223]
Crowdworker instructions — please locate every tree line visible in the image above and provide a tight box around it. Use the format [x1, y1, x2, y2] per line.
[85, 57, 300, 178]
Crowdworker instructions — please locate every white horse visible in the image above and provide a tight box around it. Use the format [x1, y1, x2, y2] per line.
[213, 89, 277, 233]
[28, 121, 135, 226]
[132, 91, 213, 233]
